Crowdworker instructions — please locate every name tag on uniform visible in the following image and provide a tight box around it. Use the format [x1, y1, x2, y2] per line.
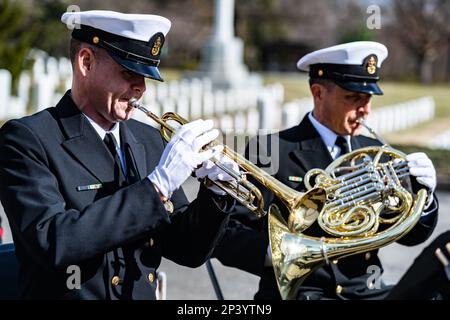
[76, 183, 103, 191]
[288, 176, 303, 182]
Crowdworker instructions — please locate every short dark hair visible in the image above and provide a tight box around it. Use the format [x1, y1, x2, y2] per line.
[69, 38, 84, 65]
[309, 78, 336, 91]
[69, 38, 103, 66]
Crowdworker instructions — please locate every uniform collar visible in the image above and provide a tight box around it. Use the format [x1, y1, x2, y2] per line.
[83, 114, 121, 148]
[308, 112, 352, 158]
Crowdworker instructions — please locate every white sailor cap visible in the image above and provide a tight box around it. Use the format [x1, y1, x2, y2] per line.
[61, 10, 171, 82]
[297, 41, 388, 95]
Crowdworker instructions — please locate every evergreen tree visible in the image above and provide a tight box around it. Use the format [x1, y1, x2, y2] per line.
[0, 0, 34, 92]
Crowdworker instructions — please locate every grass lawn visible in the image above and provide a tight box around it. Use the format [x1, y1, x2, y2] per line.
[373, 83, 450, 117]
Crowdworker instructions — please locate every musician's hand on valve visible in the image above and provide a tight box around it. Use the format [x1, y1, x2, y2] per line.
[148, 119, 222, 198]
[406, 152, 437, 208]
[196, 154, 239, 195]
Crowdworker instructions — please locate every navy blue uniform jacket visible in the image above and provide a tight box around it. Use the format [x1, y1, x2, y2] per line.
[0, 91, 229, 299]
[213, 114, 438, 300]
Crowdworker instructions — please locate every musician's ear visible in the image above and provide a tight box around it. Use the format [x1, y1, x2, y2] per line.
[310, 83, 327, 101]
[77, 47, 95, 76]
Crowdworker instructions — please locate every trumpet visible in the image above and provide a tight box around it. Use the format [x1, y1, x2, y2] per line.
[129, 98, 271, 218]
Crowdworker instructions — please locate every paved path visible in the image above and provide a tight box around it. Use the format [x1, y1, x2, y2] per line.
[1, 179, 449, 300]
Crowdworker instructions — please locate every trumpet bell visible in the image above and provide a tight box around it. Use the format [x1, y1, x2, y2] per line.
[128, 98, 269, 218]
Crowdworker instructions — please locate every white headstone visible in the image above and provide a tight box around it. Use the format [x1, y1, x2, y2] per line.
[225, 90, 237, 113]
[7, 97, 27, 118]
[176, 95, 190, 120]
[189, 79, 203, 119]
[202, 91, 215, 117]
[179, 79, 191, 97]
[58, 57, 73, 79]
[257, 90, 280, 130]
[143, 82, 156, 105]
[246, 108, 259, 133]
[168, 80, 180, 99]
[282, 102, 302, 129]
[32, 58, 46, 83]
[233, 112, 246, 132]
[46, 57, 59, 75]
[219, 114, 234, 131]
[156, 83, 168, 103]
[202, 78, 213, 92]
[214, 90, 226, 116]
[32, 74, 57, 112]
[234, 88, 247, 111]
[161, 99, 176, 116]
[17, 73, 31, 107]
[0, 69, 12, 119]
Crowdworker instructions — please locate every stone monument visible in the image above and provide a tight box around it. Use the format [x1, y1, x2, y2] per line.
[186, 0, 261, 90]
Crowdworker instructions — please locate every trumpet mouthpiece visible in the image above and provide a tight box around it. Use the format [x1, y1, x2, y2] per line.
[128, 97, 139, 108]
[356, 118, 364, 124]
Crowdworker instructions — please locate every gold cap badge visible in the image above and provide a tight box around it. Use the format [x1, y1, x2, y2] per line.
[367, 55, 377, 75]
[151, 36, 162, 56]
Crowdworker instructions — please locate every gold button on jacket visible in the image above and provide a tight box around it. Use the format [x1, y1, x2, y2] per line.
[336, 285, 343, 295]
[111, 276, 121, 286]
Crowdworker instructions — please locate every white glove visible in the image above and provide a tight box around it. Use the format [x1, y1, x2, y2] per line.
[406, 152, 437, 193]
[407, 152, 436, 210]
[148, 119, 222, 197]
[195, 154, 239, 195]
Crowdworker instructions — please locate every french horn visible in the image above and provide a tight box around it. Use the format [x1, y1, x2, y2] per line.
[268, 118, 428, 299]
[128, 98, 427, 300]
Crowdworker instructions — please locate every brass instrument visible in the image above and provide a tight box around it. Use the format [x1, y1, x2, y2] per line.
[129, 98, 271, 218]
[129, 97, 427, 300]
[129, 98, 320, 223]
[268, 118, 428, 299]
